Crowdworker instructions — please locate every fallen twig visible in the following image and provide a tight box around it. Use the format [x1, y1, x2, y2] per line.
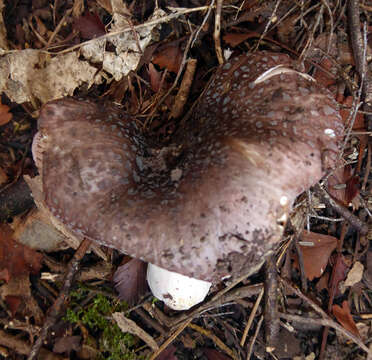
[0, 330, 64, 359]
[281, 278, 329, 319]
[143, 283, 263, 329]
[27, 238, 92, 360]
[264, 255, 279, 353]
[240, 288, 264, 347]
[294, 234, 308, 292]
[348, 0, 372, 131]
[281, 275, 372, 358]
[149, 318, 192, 360]
[319, 223, 347, 360]
[246, 315, 264, 360]
[279, 313, 371, 355]
[169, 58, 197, 119]
[145, 30, 196, 126]
[313, 183, 368, 235]
[189, 323, 238, 359]
[214, 0, 224, 64]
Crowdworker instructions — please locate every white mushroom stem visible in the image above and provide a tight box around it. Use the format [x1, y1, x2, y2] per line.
[146, 263, 212, 311]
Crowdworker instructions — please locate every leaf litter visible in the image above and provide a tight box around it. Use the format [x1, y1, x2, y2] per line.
[0, 0, 371, 359]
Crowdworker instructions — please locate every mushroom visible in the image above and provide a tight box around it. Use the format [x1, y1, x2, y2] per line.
[147, 263, 212, 310]
[32, 51, 343, 310]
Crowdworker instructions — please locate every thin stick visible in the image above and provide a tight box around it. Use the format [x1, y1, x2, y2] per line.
[320, 0, 334, 55]
[214, 0, 224, 64]
[145, 30, 195, 127]
[264, 255, 279, 352]
[361, 142, 371, 191]
[27, 238, 92, 360]
[279, 313, 371, 355]
[281, 273, 372, 358]
[0, 6, 213, 56]
[313, 184, 368, 235]
[46, 8, 73, 47]
[280, 278, 328, 319]
[348, 0, 372, 131]
[240, 288, 264, 347]
[189, 323, 237, 360]
[169, 58, 197, 119]
[50, 6, 212, 55]
[294, 236, 308, 292]
[192, 0, 215, 48]
[28, 17, 48, 46]
[246, 315, 264, 360]
[254, 0, 282, 51]
[149, 318, 192, 360]
[144, 283, 263, 329]
[319, 223, 347, 360]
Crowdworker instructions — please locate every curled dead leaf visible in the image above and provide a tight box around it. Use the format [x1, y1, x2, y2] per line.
[296, 231, 337, 280]
[332, 300, 360, 338]
[152, 44, 182, 73]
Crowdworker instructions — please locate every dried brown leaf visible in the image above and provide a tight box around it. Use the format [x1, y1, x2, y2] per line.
[0, 224, 43, 282]
[277, 14, 298, 46]
[148, 62, 163, 93]
[0, 103, 12, 126]
[0, 274, 44, 324]
[316, 271, 330, 292]
[73, 12, 106, 40]
[0, 167, 8, 186]
[5, 295, 21, 317]
[34, 16, 48, 37]
[344, 261, 364, 287]
[313, 58, 336, 88]
[298, 231, 337, 280]
[339, 96, 365, 130]
[332, 300, 360, 338]
[113, 258, 147, 305]
[327, 165, 359, 206]
[329, 254, 349, 297]
[152, 45, 182, 73]
[223, 32, 257, 47]
[0, 51, 102, 104]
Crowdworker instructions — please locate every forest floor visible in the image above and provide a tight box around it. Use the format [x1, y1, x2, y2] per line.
[0, 0, 371, 359]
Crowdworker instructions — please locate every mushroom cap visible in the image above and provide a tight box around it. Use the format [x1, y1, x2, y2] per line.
[34, 51, 344, 283]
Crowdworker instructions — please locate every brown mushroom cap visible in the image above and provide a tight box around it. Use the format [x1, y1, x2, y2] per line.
[34, 51, 344, 282]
